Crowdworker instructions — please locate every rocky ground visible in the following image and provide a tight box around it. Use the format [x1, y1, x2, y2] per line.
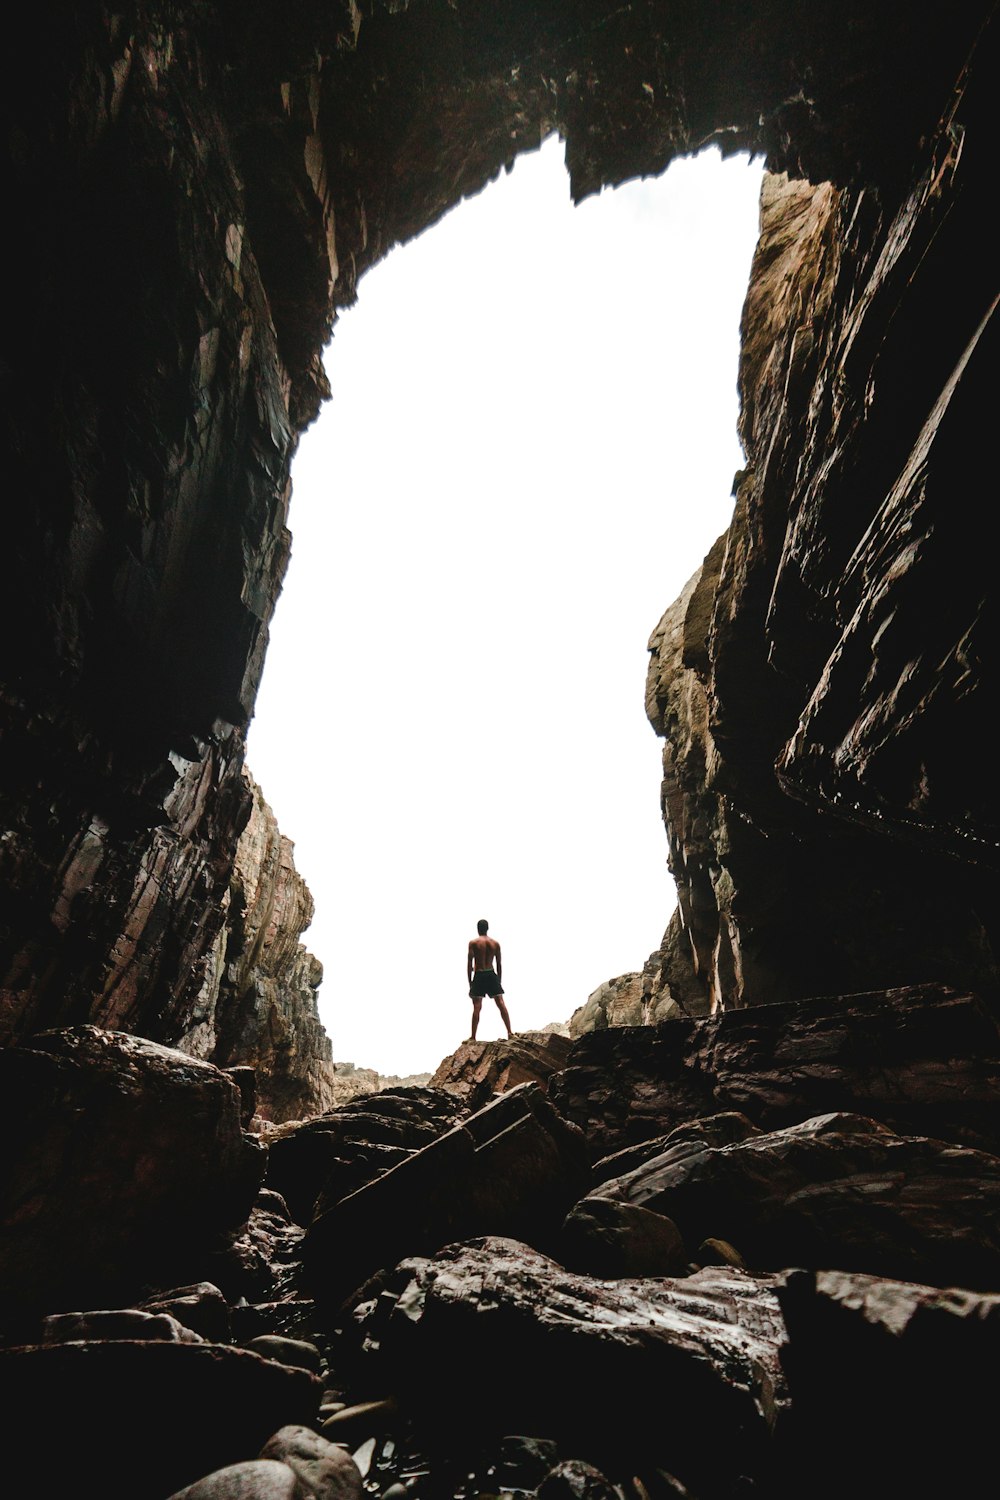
[3, 989, 998, 1499]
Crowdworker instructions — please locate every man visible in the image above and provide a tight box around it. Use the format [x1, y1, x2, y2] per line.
[467, 918, 513, 1042]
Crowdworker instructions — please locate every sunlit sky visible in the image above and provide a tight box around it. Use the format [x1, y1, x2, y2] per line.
[246, 136, 765, 1078]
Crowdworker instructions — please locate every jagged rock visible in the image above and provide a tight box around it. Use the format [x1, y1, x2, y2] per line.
[536, 1459, 621, 1499]
[591, 1113, 761, 1187]
[429, 1032, 575, 1109]
[588, 1111, 1000, 1290]
[301, 1084, 591, 1308]
[244, 1336, 324, 1376]
[569, 973, 649, 1036]
[347, 1237, 788, 1495]
[41, 1308, 204, 1344]
[550, 985, 1000, 1160]
[0, 1341, 322, 1500]
[569, 929, 705, 1041]
[774, 1269, 1000, 1498]
[0, 1027, 265, 1328]
[141, 1283, 233, 1343]
[177, 771, 335, 1125]
[264, 1087, 469, 1227]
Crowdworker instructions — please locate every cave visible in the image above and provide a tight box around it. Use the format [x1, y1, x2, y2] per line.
[2, 4, 999, 1497]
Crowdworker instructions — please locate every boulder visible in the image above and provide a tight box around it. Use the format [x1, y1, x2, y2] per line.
[0, 1027, 265, 1327]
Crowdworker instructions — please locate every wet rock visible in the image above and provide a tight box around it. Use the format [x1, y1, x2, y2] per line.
[260, 1425, 364, 1498]
[347, 1237, 788, 1495]
[589, 1110, 1000, 1289]
[498, 1435, 561, 1490]
[302, 1084, 591, 1307]
[318, 1398, 400, 1446]
[166, 1459, 300, 1499]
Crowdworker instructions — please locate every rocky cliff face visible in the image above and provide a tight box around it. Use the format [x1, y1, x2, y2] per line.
[177, 770, 336, 1122]
[644, 118, 999, 1015]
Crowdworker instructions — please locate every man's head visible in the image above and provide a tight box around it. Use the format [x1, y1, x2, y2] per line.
[477, 919, 489, 935]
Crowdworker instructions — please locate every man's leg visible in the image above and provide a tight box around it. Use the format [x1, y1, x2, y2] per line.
[470, 997, 482, 1041]
[495, 995, 513, 1038]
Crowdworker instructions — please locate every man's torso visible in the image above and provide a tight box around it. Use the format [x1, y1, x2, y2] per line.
[469, 935, 499, 970]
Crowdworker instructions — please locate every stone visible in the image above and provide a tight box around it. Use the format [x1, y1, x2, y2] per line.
[0, 1027, 265, 1327]
[302, 1083, 590, 1306]
[259, 1426, 364, 1499]
[265, 1087, 468, 1227]
[557, 1197, 689, 1280]
[347, 1237, 788, 1494]
[550, 988, 1000, 1161]
[318, 1399, 400, 1446]
[176, 772, 336, 1125]
[245, 1336, 324, 1375]
[166, 1460, 299, 1499]
[429, 1033, 575, 1111]
[41, 1308, 203, 1344]
[141, 1284, 233, 1343]
[0, 1341, 322, 1500]
[588, 1110, 1000, 1289]
[774, 1268, 1000, 1498]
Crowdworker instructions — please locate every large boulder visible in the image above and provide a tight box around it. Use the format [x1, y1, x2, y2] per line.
[0, 1027, 265, 1326]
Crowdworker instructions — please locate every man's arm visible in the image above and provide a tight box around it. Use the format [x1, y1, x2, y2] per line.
[467, 940, 475, 989]
[494, 942, 502, 985]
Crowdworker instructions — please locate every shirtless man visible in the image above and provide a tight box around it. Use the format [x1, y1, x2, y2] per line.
[467, 919, 513, 1042]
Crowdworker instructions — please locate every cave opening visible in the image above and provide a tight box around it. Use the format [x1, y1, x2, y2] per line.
[247, 136, 765, 1077]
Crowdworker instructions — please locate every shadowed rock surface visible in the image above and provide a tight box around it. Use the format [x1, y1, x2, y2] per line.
[3, 3, 1000, 1497]
[429, 1032, 575, 1109]
[301, 1083, 591, 1308]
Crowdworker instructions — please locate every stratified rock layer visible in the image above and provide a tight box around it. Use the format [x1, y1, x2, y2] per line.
[178, 771, 335, 1123]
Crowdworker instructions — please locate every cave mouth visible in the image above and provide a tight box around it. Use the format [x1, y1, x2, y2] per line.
[246, 137, 765, 1078]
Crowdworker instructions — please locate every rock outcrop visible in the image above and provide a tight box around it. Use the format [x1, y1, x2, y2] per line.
[428, 1031, 575, 1109]
[177, 770, 335, 1123]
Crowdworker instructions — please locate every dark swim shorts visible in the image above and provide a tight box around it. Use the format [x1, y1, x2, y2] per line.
[470, 969, 504, 998]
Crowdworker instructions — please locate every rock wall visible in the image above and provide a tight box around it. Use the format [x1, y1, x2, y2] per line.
[177, 770, 335, 1122]
[644, 93, 1000, 1011]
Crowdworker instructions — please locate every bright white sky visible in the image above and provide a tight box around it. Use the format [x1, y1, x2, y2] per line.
[246, 136, 765, 1078]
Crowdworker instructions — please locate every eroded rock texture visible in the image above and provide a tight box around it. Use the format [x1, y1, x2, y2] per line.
[646, 77, 1000, 1011]
[177, 770, 335, 1123]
